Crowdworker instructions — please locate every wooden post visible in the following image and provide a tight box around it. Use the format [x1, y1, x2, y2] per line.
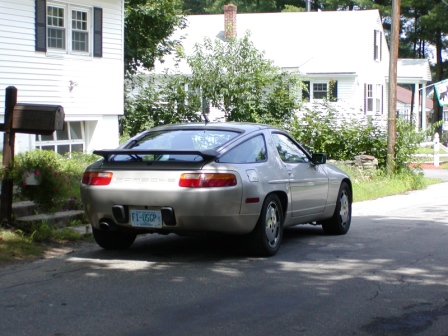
[0, 86, 17, 223]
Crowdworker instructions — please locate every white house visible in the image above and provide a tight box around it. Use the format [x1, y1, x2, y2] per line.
[396, 59, 432, 130]
[156, 6, 432, 127]
[156, 7, 389, 120]
[0, 0, 124, 154]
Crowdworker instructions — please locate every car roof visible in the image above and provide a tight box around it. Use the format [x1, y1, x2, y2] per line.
[148, 122, 281, 133]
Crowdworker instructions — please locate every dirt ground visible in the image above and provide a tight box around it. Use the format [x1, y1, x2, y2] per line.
[417, 162, 446, 169]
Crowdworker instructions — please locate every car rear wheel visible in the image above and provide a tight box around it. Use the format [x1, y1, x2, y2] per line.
[247, 194, 284, 256]
[322, 182, 351, 235]
[92, 227, 136, 250]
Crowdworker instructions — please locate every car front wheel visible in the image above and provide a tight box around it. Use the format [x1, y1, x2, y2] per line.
[92, 227, 136, 250]
[322, 182, 352, 235]
[247, 194, 284, 256]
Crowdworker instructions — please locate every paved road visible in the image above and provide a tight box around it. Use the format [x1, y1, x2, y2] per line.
[1, 183, 448, 336]
[423, 168, 448, 181]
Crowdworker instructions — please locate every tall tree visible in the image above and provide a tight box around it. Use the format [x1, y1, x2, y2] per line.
[204, 0, 278, 13]
[124, 0, 186, 75]
[398, 0, 448, 127]
[183, 0, 211, 14]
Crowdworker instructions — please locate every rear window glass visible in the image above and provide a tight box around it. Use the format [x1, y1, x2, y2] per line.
[112, 129, 239, 162]
[217, 135, 267, 163]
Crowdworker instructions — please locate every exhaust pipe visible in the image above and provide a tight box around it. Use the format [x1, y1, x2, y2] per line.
[99, 222, 110, 230]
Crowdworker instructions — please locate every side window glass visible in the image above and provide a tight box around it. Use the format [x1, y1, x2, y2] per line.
[272, 133, 309, 163]
[218, 135, 267, 163]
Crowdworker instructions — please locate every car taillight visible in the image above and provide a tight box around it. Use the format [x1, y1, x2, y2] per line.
[82, 172, 113, 185]
[179, 173, 237, 188]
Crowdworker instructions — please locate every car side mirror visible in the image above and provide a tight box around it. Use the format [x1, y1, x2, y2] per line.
[311, 153, 327, 165]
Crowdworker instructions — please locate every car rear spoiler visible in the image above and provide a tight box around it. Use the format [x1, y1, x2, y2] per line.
[93, 149, 220, 162]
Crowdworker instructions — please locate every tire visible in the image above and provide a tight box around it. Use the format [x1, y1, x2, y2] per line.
[246, 194, 284, 256]
[92, 227, 136, 250]
[322, 182, 352, 235]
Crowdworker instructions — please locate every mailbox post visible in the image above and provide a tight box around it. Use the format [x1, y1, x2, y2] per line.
[0, 87, 65, 223]
[0, 87, 17, 223]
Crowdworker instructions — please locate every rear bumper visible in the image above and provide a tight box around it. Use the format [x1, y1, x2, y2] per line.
[81, 184, 260, 234]
[87, 212, 260, 235]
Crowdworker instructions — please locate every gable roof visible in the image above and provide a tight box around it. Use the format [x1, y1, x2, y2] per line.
[397, 59, 432, 83]
[156, 9, 385, 74]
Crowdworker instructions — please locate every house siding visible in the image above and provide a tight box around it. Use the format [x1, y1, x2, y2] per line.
[0, 0, 123, 152]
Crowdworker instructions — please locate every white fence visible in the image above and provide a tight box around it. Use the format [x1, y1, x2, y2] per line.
[415, 133, 448, 166]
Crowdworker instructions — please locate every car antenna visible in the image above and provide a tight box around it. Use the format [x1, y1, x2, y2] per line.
[201, 96, 209, 125]
[202, 112, 209, 125]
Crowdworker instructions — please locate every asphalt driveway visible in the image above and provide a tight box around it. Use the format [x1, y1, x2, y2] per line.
[423, 168, 448, 181]
[1, 182, 448, 336]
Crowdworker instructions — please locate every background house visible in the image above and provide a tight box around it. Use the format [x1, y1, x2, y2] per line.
[156, 8, 390, 120]
[156, 7, 432, 129]
[396, 59, 432, 130]
[0, 0, 124, 154]
[397, 85, 433, 126]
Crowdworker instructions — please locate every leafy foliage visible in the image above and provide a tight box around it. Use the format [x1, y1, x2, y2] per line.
[287, 103, 387, 164]
[124, 0, 186, 75]
[122, 32, 300, 136]
[203, 0, 278, 13]
[6, 150, 99, 213]
[287, 104, 435, 172]
[122, 73, 202, 137]
[186, 33, 300, 124]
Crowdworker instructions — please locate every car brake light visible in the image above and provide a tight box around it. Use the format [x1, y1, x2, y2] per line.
[82, 172, 113, 185]
[179, 173, 237, 188]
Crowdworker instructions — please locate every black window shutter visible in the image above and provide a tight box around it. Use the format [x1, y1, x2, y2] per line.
[93, 7, 103, 57]
[380, 32, 382, 62]
[373, 30, 377, 60]
[35, 0, 46, 52]
[330, 80, 338, 102]
[302, 81, 310, 101]
[364, 84, 367, 113]
[381, 84, 384, 114]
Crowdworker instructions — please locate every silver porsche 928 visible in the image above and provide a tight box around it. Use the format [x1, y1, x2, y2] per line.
[81, 122, 352, 256]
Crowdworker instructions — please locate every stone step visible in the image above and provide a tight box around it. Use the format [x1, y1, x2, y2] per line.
[15, 210, 86, 228]
[12, 201, 39, 218]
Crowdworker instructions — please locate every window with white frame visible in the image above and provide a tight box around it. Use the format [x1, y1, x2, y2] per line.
[35, 0, 102, 56]
[374, 30, 382, 61]
[365, 84, 383, 114]
[46, 3, 90, 54]
[35, 121, 86, 156]
[302, 80, 338, 102]
[47, 6, 65, 49]
[313, 83, 328, 99]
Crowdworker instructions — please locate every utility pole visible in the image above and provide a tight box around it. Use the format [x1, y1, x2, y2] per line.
[387, 0, 401, 173]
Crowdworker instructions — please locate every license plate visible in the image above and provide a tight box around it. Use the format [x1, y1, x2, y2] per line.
[130, 210, 162, 228]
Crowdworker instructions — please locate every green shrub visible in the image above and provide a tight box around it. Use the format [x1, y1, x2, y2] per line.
[7, 150, 99, 213]
[29, 221, 54, 242]
[287, 104, 432, 173]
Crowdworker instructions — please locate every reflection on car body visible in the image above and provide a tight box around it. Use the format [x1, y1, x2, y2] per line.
[81, 122, 352, 256]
